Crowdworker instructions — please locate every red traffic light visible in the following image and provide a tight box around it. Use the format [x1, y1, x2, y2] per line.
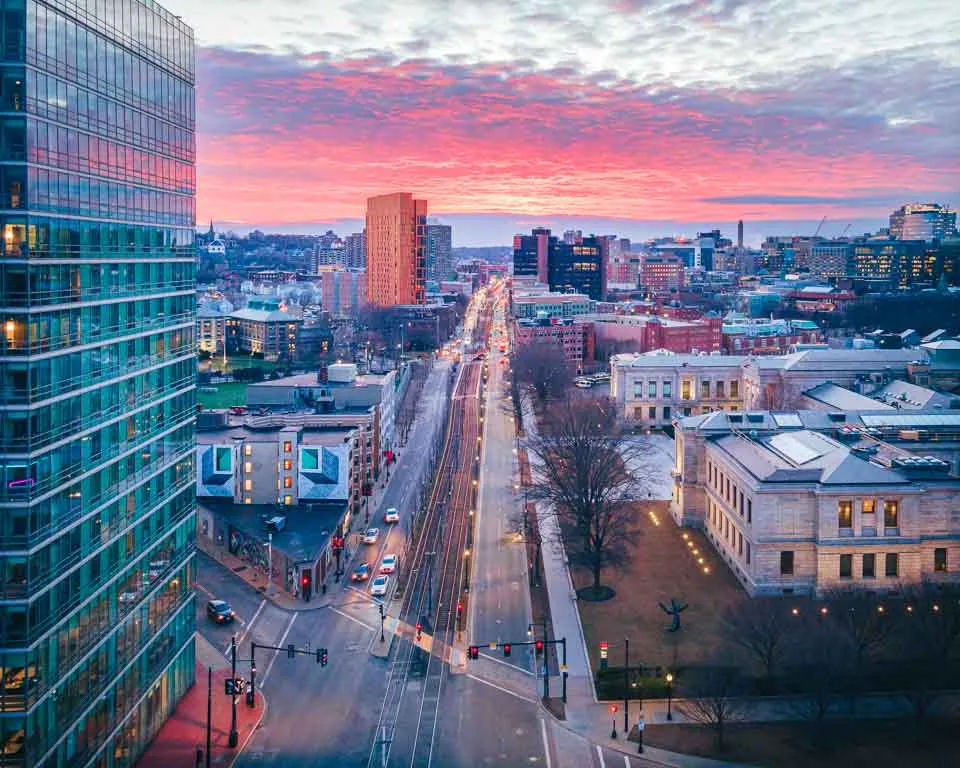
[503, 643, 511, 657]
[416, 622, 423, 640]
[609, 704, 618, 714]
[468, 645, 479, 660]
[301, 574, 309, 586]
[456, 601, 463, 616]
[535, 639, 544, 655]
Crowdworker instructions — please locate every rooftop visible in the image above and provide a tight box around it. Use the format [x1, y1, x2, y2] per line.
[250, 372, 390, 388]
[804, 382, 896, 411]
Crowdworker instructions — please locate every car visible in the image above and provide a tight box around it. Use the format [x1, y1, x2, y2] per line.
[207, 599, 235, 624]
[351, 563, 371, 582]
[380, 554, 398, 574]
[370, 575, 389, 597]
[363, 528, 380, 544]
[384, 507, 399, 524]
[228, 406, 247, 415]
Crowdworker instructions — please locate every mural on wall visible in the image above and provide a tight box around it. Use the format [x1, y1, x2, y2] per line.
[228, 528, 268, 572]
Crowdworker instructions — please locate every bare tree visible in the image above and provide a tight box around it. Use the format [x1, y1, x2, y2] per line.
[677, 665, 745, 752]
[824, 588, 897, 672]
[786, 614, 852, 740]
[722, 599, 791, 687]
[513, 340, 572, 402]
[526, 397, 651, 595]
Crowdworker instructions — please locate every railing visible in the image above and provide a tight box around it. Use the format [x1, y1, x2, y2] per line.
[0, 374, 195, 453]
[0, 280, 195, 309]
[0, 346, 195, 405]
[0, 312, 193, 356]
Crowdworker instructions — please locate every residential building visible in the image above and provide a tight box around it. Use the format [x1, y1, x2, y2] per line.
[889, 203, 957, 243]
[0, 2, 197, 765]
[639, 252, 685, 293]
[512, 292, 593, 319]
[672, 410, 960, 596]
[197, 305, 227, 355]
[344, 231, 366, 270]
[425, 223, 453, 283]
[513, 317, 595, 372]
[366, 192, 427, 307]
[320, 268, 367, 317]
[721, 316, 822, 355]
[227, 299, 302, 361]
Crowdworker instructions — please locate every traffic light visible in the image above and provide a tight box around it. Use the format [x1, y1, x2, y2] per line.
[609, 704, 618, 714]
[535, 639, 544, 656]
[416, 622, 423, 641]
[320, 648, 328, 667]
[456, 601, 463, 617]
[224, 678, 245, 695]
[287, 643, 296, 659]
[599, 641, 609, 670]
[468, 645, 479, 660]
[316, 648, 322, 664]
[503, 643, 511, 658]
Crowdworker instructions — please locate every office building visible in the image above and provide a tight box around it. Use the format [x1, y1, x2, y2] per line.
[589, 313, 722, 357]
[673, 410, 960, 596]
[365, 193, 427, 307]
[512, 227, 552, 283]
[639, 252, 685, 293]
[853, 239, 926, 286]
[547, 234, 605, 300]
[0, 2, 196, 765]
[810, 241, 853, 280]
[889, 203, 957, 243]
[425, 223, 452, 283]
[512, 292, 593, 320]
[344, 231, 366, 270]
[513, 316, 595, 371]
[227, 299, 302, 361]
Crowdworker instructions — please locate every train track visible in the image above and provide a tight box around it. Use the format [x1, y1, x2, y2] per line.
[367, 298, 494, 768]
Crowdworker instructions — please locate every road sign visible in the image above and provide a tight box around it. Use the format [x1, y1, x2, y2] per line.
[488, 641, 498, 650]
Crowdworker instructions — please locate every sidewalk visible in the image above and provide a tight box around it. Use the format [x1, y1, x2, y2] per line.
[136, 637, 265, 768]
[520, 395, 750, 768]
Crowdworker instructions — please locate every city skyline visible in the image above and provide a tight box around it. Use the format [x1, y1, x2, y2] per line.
[166, 0, 959, 245]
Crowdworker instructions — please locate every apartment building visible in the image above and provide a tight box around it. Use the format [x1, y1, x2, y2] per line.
[673, 410, 960, 596]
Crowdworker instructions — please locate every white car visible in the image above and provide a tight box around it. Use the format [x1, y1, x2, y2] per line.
[363, 528, 380, 544]
[380, 554, 398, 574]
[370, 575, 389, 597]
[384, 507, 399, 524]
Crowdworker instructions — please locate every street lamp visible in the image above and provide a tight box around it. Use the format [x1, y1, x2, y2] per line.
[665, 672, 674, 721]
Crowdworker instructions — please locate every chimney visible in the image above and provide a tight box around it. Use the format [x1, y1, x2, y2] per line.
[318, 364, 328, 384]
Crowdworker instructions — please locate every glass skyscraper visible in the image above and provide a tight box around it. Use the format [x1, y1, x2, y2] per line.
[0, 1, 196, 766]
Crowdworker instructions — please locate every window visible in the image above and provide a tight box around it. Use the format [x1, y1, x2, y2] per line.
[283, 440, 292, 453]
[701, 380, 710, 399]
[935, 548, 947, 573]
[244, 444, 252, 456]
[885, 552, 899, 577]
[284, 476, 292, 489]
[716, 381, 725, 397]
[729, 381, 739, 398]
[663, 406, 671, 420]
[739, 491, 744, 516]
[862, 499, 876, 515]
[839, 554, 852, 579]
[284, 495, 293, 505]
[863, 553, 876, 578]
[283, 459, 292, 471]
[747, 498, 752, 523]
[883, 500, 898, 531]
[244, 497, 252, 504]
[633, 381, 643, 399]
[634, 407, 643, 418]
[648, 381, 657, 398]
[838, 500, 853, 533]
[780, 551, 794, 576]
[662, 381, 671, 398]
[681, 380, 692, 400]
[244, 461, 252, 473]
[243, 479, 252, 491]
[746, 541, 751, 565]
[648, 406, 656, 420]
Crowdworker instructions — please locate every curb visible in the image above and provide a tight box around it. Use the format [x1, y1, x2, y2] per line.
[225, 689, 268, 768]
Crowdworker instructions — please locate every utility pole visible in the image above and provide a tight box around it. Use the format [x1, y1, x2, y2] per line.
[624, 637, 629, 734]
[266, 532, 273, 597]
[228, 635, 239, 747]
[205, 667, 212, 768]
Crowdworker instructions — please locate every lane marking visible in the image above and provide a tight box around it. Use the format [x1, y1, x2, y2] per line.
[329, 605, 377, 632]
[596, 744, 606, 768]
[466, 673, 537, 704]
[624, 755, 631, 768]
[195, 583, 215, 599]
[259, 612, 298, 686]
[235, 599, 266, 648]
[478, 648, 535, 676]
[540, 719, 552, 768]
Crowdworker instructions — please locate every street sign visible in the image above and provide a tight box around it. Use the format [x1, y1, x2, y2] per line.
[488, 641, 498, 650]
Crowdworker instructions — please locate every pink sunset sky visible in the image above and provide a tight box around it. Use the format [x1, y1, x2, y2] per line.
[164, 0, 960, 245]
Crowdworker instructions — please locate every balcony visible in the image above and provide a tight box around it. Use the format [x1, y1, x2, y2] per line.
[0, 280, 195, 310]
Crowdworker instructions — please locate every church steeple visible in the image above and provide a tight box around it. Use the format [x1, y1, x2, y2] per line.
[207, 220, 215, 238]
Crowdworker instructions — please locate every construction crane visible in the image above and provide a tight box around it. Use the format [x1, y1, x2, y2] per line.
[839, 223, 851, 238]
[813, 216, 827, 238]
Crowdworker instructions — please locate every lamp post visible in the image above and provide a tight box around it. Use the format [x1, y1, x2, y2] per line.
[228, 635, 239, 747]
[665, 672, 674, 721]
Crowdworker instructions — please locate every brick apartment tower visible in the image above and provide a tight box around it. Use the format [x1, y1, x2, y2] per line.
[366, 192, 427, 306]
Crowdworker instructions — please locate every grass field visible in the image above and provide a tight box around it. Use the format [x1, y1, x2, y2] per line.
[197, 382, 248, 410]
[575, 500, 749, 682]
[199, 355, 283, 374]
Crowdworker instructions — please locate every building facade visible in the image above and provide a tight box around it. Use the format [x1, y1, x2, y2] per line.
[227, 299, 302, 361]
[512, 228, 552, 283]
[853, 239, 926, 286]
[196, 306, 227, 355]
[548, 235, 605, 300]
[889, 203, 957, 244]
[673, 410, 960, 597]
[809, 241, 853, 279]
[320, 268, 367, 317]
[590, 314, 722, 357]
[344, 231, 366, 270]
[513, 318, 595, 371]
[639, 253, 685, 293]
[365, 192, 426, 307]
[0, 2, 197, 765]
[512, 292, 593, 320]
[424, 223, 452, 283]
[721, 317, 822, 355]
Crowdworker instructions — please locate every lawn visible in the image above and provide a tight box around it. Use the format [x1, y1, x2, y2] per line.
[199, 355, 283, 374]
[575, 500, 749, 691]
[645, 719, 960, 768]
[197, 382, 248, 410]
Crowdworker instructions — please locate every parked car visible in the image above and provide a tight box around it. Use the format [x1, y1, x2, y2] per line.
[351, 563, 371, 582]
[363, 528, 380, 544]
[380, 554, 398, 574]
[370, 575, 389, 597]
[384, 507, 399, 524]
[206, 599, 235, 624]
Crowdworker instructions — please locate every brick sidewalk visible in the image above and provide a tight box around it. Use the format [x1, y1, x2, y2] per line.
[136, 663, 264, 768]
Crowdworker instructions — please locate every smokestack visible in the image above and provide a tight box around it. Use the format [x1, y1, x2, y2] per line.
[737, 219, 744, 249]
